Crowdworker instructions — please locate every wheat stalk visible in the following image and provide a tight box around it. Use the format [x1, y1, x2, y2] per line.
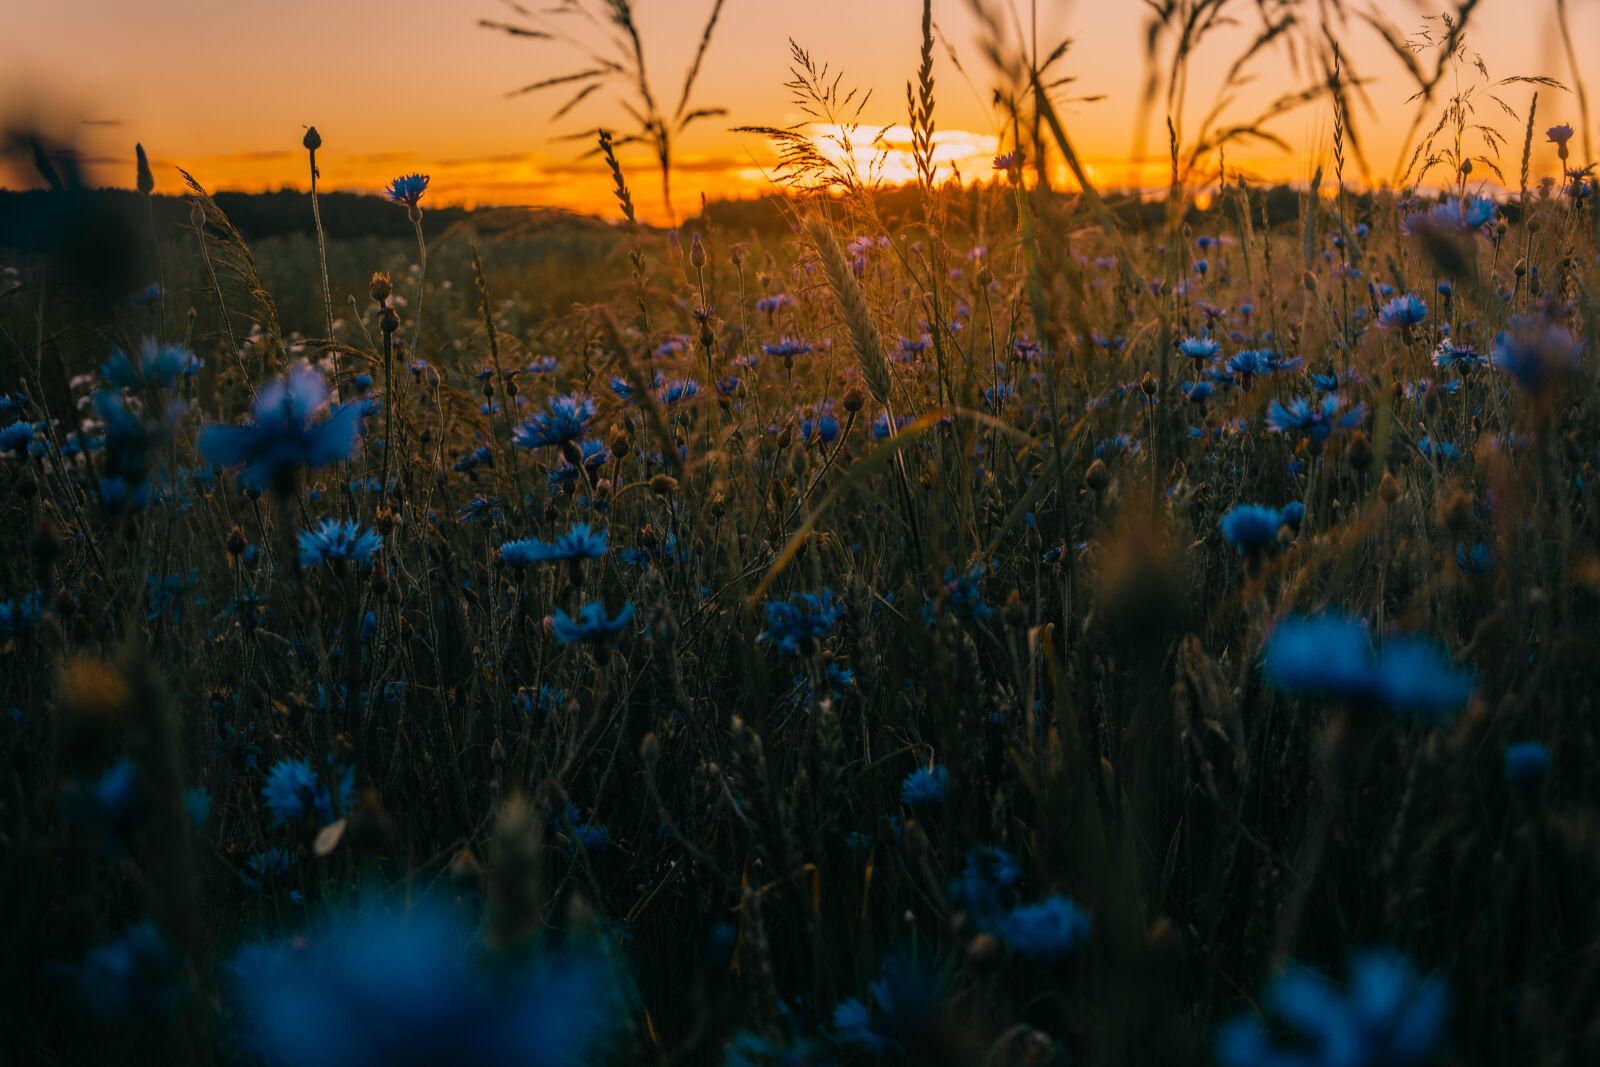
[804, 216, 891, 408]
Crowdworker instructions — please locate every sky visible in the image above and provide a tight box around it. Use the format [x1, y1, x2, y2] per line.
[2, 0, 1597, 222]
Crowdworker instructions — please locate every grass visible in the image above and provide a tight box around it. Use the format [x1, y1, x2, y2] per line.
[2, 5, 1600, 1066]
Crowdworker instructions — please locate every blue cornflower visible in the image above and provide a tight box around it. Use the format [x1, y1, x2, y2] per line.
[198, 365, 363, 492]
[0, 590, 45, 637]
[1504, 741, 1551, 784]
[758, 591, 842, 655]
[1432, 339, 1481, 369]
[551, 601, 635, 643]
[241, 848, 299, 894]
[1179, 335, 1222, 361]
[1455, 543, 1492, 575]
[660, 378, 701, 405]
[1216, 950, 1448, 1067]
[1263, 615, 1474, 721]
[455, 495, 503, 522]
[1401, 196, 1497, 237]
[1491, 317, 1584, 393]
[1266, 395, 1368, 440]
[755, 294, 793, 315]
[939, 567, 993, 621]
[830, 957, 943, 1055]
[1000, 895, 1092, 963]
[0, 418, 34, 453]
[97, 475, 150, 514]
[762, 337, 812, 360]
[512, 392, 597, 449]
[1417, 437, 1462, 462]
[1378, 293, 1428, 330]
[1282, 501, 1306, 531]
[608, 376, 634, 400]
[947, 846, 1023, 931]
[298, 518, 383, 567]
[546, 438, 613, 486]
[383, 172, 430, 208]
[228, 898, 619, 1067]
[500, 523, 607, 566]
[61, 757, 142, 853]
[1263, 614, 1379, 705]
[1220, 505, 1284, 552]
[800, 404, 841, 445]
[58, 920, 186, 1022]
[900, 765, 950, 807]
[1184, 381, 1215, 404]
[262, 757, 334, 826]
[1374, 636, 1476, 725]
[185, 787, 211, 832]
[101, 337, 202, 389]
[873, 412, 911, 439]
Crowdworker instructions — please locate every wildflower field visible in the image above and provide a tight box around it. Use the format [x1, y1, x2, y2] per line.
[3, 2, 1600, 1064]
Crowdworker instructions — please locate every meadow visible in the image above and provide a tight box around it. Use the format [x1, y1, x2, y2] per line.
[2, 3, 1600, 1065]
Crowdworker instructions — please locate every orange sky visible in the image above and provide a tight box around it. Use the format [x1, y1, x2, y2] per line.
[3, 0, 1596, 222]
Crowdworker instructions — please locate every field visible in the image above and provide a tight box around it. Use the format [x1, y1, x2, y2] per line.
[3, 2, 1600, 1065]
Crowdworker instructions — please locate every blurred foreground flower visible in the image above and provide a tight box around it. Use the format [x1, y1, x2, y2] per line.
[228, 898, 618, 1067]
[1216, 950, 1448, 1067]
[198, 365, 363, 493]
[1263, 614, 1474, 723]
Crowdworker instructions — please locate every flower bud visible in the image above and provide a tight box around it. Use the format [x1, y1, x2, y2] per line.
[303, 126, 322, 152]
[689, 233, 706, 269]
[370, 271, 392, 303]
[1085, 458, 1110, 492]
[135, 143, 154, 195]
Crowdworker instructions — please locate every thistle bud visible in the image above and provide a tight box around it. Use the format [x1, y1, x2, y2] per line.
[1345, 431, 1373, 472]
[1379, 470, 1400, 504]
[842, 386, 865, 413]
[380, 306, 400, 335]
[609, 429, 631, 459]
[650, 474, 678, 496]
[226, 524, 248, 556]
[1140, 371, 1158, 398]
[689, 233, 706, 269]
[1085, 458, 1110, 492]
[1002, 589, 1027, 629]
[135, 143, 154, 195]
[370, 271, 392, 303]
[302, 126, 322, 152]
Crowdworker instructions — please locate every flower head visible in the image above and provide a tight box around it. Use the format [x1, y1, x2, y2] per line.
[551, 601, 635, 644]
[228, 898, 618, 1067]
[58, 920, 186, 1022]
[757, 591, 842, 656]
[1000, 895, 1091, 963]
[1378, 293, 1428, 330]
[1547, 124, 1575, 150]
[500, 523, 608, 566]
[299, 518, 382, 568]
[1179, 335, 1222, 361]
[1216, 950, 1449, 1067]
[512, 392, 597, 450]
[1504, 740, 1551, 784]
[198, 365, 363, 492]
[1491, 316, 1584, 394]
[262, 757, 334, 825]
[102, 337, 202, 390]
[1220, 505, 1284, 552]
[1266, 395, 1368, 440]
[383, 173, 430, 209]
[900, 765, 950, 807]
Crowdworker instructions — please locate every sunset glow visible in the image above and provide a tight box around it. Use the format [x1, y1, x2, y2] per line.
[3, 0, 1598, 220]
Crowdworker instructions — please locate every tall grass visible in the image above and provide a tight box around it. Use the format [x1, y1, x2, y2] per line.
[2, 5, 1599, 1067]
